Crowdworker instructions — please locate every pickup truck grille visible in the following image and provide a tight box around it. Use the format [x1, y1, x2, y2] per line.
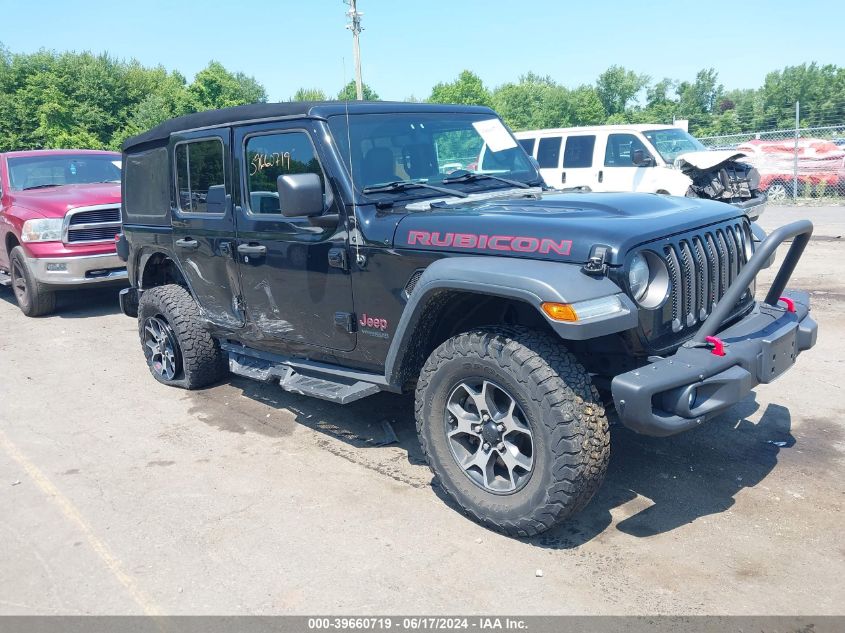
[663, 220, 753, 333]
[64, 206, 121, 244]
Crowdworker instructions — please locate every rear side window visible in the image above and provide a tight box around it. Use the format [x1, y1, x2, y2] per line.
[244, 131, 325, 215]
[536, 137, 562, 168]
[175, 138, 225, 214]
[563, 136, 595, 168]
[518, 137, 536, 155]
[123, 147, 169, 221]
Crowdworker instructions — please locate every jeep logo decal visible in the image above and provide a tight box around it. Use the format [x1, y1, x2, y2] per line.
[407, 230, 572, 256]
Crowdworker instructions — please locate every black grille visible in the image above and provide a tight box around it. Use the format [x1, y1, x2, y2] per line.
[66, 206, 121, 243]
[68, 208, 120, 225]
[663, 220, 752, 333]
[67, 227, 120, 242]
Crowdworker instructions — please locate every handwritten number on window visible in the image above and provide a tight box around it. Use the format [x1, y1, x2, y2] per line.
[249, 152, 291, 176]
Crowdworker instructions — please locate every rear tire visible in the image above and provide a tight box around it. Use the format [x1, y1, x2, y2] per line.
[415, 327, 610, 537]
[9, 246, 56, 317]
[137, 284, 228, 389]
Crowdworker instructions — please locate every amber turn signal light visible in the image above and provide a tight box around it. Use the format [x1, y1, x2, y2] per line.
[541, 302, 578, 322]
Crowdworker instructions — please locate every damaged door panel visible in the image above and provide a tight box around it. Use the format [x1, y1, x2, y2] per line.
[170, 129, 244, 326]
[232, 123, 355, 353]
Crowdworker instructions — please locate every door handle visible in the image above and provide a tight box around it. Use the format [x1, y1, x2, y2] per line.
[237, 243, 267, 256]
[598, 170, 604, 183]
[561, 171, 566, 184]
[175, 238, 199, 250]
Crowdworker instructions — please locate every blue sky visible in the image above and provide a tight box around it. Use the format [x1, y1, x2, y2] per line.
[1, 0, 843, 101]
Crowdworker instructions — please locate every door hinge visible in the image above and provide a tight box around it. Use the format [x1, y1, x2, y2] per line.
[328, 247, 348, 271]
[334, 312, 356, 333]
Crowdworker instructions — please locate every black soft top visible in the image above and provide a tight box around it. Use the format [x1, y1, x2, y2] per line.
[121, 101, 497, 152]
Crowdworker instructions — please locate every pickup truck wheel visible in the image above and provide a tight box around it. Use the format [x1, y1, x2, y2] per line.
[9, 246, 56, 317]
[415, 327, 609, 537]
[137, 284, 228, 389]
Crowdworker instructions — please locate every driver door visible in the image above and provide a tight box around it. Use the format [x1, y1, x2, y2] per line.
[233, 122, 355, 353]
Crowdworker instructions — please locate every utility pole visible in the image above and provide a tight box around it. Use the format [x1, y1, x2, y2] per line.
[344, 0, 364, 100]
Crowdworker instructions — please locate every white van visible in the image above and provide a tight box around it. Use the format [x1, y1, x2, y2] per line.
[481, 124, 767, 217]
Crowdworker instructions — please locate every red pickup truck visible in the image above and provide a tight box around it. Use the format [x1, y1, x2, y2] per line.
[0, 149, 126, 316]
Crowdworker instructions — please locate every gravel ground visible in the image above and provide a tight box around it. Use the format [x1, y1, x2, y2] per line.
[0, 205, 842, 615]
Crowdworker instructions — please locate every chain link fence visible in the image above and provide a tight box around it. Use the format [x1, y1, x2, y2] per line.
[698, 124, 845, 204]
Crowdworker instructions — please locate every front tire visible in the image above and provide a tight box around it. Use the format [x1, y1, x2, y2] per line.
[137, 284, 228, 389]
[9, 246, 56, 317]
[415, 327, 610, 537]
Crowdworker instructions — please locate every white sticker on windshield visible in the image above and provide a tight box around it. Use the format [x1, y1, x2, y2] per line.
[472, 118, 518, 152]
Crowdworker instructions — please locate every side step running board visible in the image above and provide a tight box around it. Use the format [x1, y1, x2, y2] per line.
[226, 347, 380, 405]
[0, 269, 11, 287]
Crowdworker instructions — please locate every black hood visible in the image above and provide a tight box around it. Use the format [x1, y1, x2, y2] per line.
[393, 192, 744, 265]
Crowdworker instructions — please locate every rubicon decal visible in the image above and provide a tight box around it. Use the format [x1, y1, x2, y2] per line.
[407, 231, 572, 256]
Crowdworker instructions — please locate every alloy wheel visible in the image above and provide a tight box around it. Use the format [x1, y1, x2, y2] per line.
[767, 183, 788, 202]
[143, 315, 181, 380]
[444, 378, 534, 494]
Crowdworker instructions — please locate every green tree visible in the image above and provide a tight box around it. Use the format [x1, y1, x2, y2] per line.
[428, 70, 492, 107]
[291, 87, 327, 101]
[337, 80, 379, 101]
[492, 73, 569, 130]
[595, 65, 649, 116]
[188, 61, 267, 110]
[569, 85, 606, 125]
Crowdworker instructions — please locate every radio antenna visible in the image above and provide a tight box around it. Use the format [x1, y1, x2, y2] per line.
[342, 57, 365, 267]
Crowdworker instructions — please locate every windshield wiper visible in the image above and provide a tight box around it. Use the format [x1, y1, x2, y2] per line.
[362, 180, 468, 198]
[441, 170, 530, 189]
[21, 183, 61, 190]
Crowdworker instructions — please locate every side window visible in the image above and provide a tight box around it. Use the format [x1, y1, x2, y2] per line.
[605, 134, 651, 167]
[245, 131, 325, 215]
[536, 137, 562, 168]
[518, 137, 536, 155]
[124, 147, 169, 220]
[175, 139, 225, 213]
[563, 135, 595, 168]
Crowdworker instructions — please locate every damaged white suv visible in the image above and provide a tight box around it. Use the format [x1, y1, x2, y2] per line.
[490, 124, 766, 218]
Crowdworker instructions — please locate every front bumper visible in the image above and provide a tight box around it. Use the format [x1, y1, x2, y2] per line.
[612, 291, 816, 436]
[27, 252, 128, 287]
[611, 218, 815, 437]
[730, 191, 767, 220]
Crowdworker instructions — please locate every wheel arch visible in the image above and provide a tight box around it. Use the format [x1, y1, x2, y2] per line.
[137, 248, 193, 296]
[4, 232, 20, 259]
[384, 256, 637, 390]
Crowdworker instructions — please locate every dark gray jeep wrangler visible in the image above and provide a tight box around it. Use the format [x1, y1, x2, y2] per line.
[117, 102, 817, 536]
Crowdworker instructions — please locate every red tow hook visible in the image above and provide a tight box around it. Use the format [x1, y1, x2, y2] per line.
[778, 296, 796, 313]
[704, 335, 726, 357]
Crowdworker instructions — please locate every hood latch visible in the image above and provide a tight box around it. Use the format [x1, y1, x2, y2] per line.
[582, 245, 610, 276]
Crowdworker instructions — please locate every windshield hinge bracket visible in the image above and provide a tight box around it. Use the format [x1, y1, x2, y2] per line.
[582, 245, 610, 276]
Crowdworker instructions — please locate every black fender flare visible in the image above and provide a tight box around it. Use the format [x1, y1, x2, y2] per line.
[384, 256, 638, 386]
[136, 247, 194, 296]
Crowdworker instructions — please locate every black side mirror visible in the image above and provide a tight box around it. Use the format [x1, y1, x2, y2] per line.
[206, 184, 227, 214]
[631, 149, 654, 167]
[277, 173, 324, 218]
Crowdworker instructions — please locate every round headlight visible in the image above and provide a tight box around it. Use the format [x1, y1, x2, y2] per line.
[629, 253, 650, 302]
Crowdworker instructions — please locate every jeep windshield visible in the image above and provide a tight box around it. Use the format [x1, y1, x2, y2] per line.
[8, 154, 122, 191]
[642, 128, 707, 163]
[327, 112, 542, 199]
